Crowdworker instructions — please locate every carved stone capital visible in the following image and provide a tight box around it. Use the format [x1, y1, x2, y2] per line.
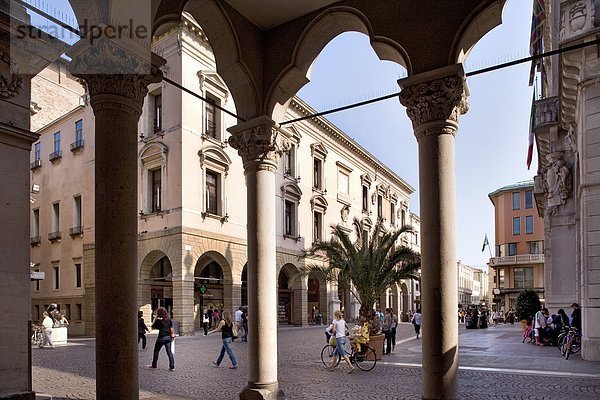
[228, 116, 291, 171]
[398, 65, 469, 139]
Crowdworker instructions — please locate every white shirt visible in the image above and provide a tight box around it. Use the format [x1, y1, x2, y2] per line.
[332, 319, 347, 338]
[42, 316, 53, 330]
[412, 312, 422, 326]
[234, 309, 243, 322]
[534, 311, 547, 329]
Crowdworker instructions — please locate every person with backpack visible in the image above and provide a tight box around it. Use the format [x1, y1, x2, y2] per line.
[147, 307, 175, 370]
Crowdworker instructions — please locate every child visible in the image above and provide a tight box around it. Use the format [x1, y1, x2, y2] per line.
[522, 320, 533, 343]
[351, 322, 370, 353]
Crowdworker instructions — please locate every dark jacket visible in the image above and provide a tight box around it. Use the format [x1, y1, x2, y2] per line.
[152, 318, 173, 339]
[138, 317, 148, 334]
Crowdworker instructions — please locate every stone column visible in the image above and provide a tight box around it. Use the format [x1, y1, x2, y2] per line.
[72, 66, 161, 398]
[229, 116, 289, 400]
[399, 64, 468, 400]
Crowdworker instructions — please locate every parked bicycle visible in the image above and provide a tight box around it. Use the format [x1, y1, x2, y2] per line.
[31, 324, 43, 347]
[320, 343, 377, 371]
[559, 327, 581, 359]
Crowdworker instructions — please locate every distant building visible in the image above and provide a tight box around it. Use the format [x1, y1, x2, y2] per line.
[457, 261, 488, 307]
[488, 181, 545, 312]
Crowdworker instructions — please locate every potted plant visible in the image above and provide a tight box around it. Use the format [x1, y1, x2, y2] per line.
[301, 218, 420, 359]
[515, 290, 541, 330]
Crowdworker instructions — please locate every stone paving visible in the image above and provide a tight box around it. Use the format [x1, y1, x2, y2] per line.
[32, 322, 600, 399]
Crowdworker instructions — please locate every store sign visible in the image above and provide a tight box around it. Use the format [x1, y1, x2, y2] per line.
[30, 271, 45, 280]
[199, 285, 207, 294]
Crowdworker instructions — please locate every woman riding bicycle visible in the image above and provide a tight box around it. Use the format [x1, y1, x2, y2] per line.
[329, 310, 354, 374]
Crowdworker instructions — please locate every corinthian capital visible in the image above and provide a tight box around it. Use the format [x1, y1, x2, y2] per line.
[228, 116, 291, 171]
[399, 65, 469, 138]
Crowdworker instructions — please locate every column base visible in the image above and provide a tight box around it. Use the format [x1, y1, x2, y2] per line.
[239, 382, 284, 400]
[0, 391, 36, 400]
[582, 337, 600, 361]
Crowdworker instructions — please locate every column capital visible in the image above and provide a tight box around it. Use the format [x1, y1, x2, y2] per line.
[228, 116, 291, 172]
[398, 64, 469, 139]
[69, 39, 164, 117]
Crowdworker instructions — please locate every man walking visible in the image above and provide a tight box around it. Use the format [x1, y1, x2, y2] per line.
[40, 311, 55, 349]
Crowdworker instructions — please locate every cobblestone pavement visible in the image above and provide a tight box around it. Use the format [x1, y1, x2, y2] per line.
[32, 323, 600, 399]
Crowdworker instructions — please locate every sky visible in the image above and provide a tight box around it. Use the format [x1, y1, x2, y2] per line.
[297, 0, 537, 268]
[24, 0, 536, 268]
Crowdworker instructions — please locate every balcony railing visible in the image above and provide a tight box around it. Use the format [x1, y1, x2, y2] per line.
[30, 159, 41, 170]
[30, 236, 41, 245]
[48, 231, 61, 242]
[49, 150, 62, 161]
[70, 140, 84, 152]
[489, 253, 544, 267]
[69, 226, 83, 236]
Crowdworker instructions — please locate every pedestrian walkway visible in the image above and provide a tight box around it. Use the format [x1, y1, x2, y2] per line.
[32, 322, 600, 399]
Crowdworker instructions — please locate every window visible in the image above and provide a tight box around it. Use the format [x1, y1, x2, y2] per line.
[362, 186, 368, 212]
[313, 211, 323, 242]
[65, 304, 71, 320]
[205, 169, 220, 215]
[313, 158, 323, 190]
[530, 241, 543, 254]
[401, 209, 406, 227]
[525, 215, 534, 234]
[512, 217, 520, 235]
[204, 93, 221, 139]
[53, 265, 59, 290]
[508, 242, 517, 256]
[514, 267, 534, 288]
[150, 169, 161, 212]
[75, 263, 82, 288]
[338, 170, 349, 195]
[53, 132, 61, 153]
[73, 195, 82, 232]
[32, 208, 40, 238]
[390, 203, 396, 225]
[75, 119, 83, 143]
[51, 202, 60, 235]
[285, 200, 295, 236]
[498, 268, 505, 289]
[525, 190, 533, 209]
[283, 145, 295, 176]
[153, 93, 162, 132]
[75, 303, 82, 320]
[377, 195, 383, 218]
[34, 142, 41, 161]
[512, 192, 520, 210]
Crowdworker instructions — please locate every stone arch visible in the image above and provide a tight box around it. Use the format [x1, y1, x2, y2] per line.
[139, 250, 174, 321]
[400, 281, 410, 321]
[268, 7, 410, 121]
[277, 263, 300, 325]
[193, 250, 233, 328]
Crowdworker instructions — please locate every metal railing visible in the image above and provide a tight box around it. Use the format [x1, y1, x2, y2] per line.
[30, 159, 41, 170]
[48, 231, 61, 241]
[49, 150, 62, 161]
[70, 140, 84, 151]
[69, 226, 83, 236]
[30, 236, 41, 245]
[489, 253, 544, 266]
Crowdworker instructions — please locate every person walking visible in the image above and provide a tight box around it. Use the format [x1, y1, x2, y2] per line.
[390, 309, 398, 353]
[208, 310, 238, 369]
[202, 309, 209, 336]
[39, 311, 54, 349]
[147, 307, 175, 370]
[212, 309, 221, 329]
[411, 308, 422, 339]
[329, 310, 354, 373]
[234, 306, 244, 341]
[382, 308, 392, 355]
[138, 311, 149, 350]
[241, 306, 248, 342]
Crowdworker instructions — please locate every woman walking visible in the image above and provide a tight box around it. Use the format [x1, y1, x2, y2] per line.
[390, 309, 398, 353]
[329, 310, 354, 373]
[208, 310, 238, 369]
[147, 307, 175, 370]
[383, 308, 392, 355]
[411, 308, 422, 339]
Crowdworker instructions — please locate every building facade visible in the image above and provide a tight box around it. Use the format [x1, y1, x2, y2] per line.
[29, 14, 421, 336]
[457, 261, 489, 307]
[488, 181, 545, 312]
[532, 0, 600, 360]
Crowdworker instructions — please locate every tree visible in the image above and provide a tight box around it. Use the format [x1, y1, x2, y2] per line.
[301, 218, 420, 335]
[515, 290, 541, 321]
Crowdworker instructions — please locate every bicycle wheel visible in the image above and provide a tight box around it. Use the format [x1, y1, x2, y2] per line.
[571, 335, 582, 354]
[321, 345, 340, 367]
[557, 333, 567, 353]
[355, 346, 376, 371]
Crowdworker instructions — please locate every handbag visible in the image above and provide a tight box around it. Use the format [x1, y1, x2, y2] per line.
[232, 323, 239, 338]
[170, 340, 175, 354]
[169, 321, 176, 338]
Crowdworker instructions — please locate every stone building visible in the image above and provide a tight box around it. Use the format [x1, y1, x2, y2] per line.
[532, 0, 600, 361]
[488, 181, 545, 311]
[29, 14, 420, 337]
[1, 1, 508, 399]
[457, 261, 489, 307]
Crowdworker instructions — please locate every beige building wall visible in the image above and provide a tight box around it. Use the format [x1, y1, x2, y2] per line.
[30, 14, 419, 336]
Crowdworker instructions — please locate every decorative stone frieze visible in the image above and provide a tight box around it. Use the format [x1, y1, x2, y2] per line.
[228, 116, 291, 171]
[559, 0, 595, 43]
[541, 153, 572, 215]
[399, 68, 468, 138]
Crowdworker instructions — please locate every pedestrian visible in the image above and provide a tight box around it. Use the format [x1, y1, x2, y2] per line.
[39, 311, 54, 349]
[138, 310, 149, 350]
[390, 308, 398, 353]
[328, 310, 354, 373]
[534, 307, 548, 346]
[241, 306, 248, 342]
[207, 308, 214, 328]
[492, 310, 500, 325]
[411, 308, 422, 339]
[147, 306, 175, 370]
[208, 310, 238, 369]
[382, 308, 392, 355]
[202, 309, 209, 336]
[235, 306, 244, 340]
[570, 303, 581, 331]
[212, 308, 220, 328]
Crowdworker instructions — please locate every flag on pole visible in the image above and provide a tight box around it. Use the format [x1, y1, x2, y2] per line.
[527, 89, 536, 170]
[481, 234, 489, 253]
[529, 0, 546, 86]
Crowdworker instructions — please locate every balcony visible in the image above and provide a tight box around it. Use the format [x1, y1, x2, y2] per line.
[30, 236, 41, 246]
[534, 97, 559, 132]
[489, 253, 544, 267]
[48, 231, 61, 242]
[69, 226, 83, 237]
[49, 150, 62, 162]
[70, 140, 84, 152]
[30, 159, 41, 170]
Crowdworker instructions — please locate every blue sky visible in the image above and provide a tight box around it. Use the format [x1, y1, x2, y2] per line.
[297, 0, 536, 268]
[26, 0, 535, 268]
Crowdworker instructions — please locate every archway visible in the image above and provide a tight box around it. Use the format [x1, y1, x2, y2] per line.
[307, 269, 327, 324]
[194, 257, 225, 329]
[139, 250, 173, 320]
[277, 269, 292, 325]
[400, 281, 410, 322]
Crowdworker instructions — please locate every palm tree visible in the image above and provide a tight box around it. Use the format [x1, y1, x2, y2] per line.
[301, 218, 421, 335]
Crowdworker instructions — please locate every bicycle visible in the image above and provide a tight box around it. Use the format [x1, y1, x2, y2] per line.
[320, 343, 377, 371]
[560, 327, 581, 360]
[31, 324, 43, 347]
